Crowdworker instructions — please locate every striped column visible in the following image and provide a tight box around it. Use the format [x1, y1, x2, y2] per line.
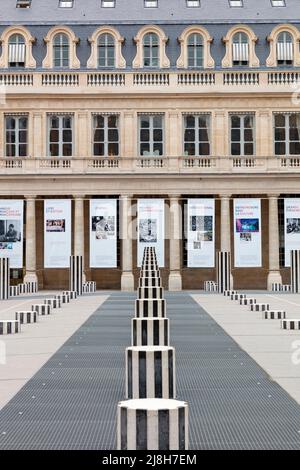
[70, 255, 83, 295]
[15, 311, 38, 324]
[25, 281, 38, 294]
[63, 290, 77, 299]
[126, 346, 176, 399]
[282, 319, 300, 330]
[217, 251, 231, 293]
[44, 298, 61, 309]
[132, 318, 169, 346]
[10, 285, 20, 297]
[117, 399, 188, 450]
[0, 258, 10, 300]
[135, 299, 166, 318]
[0, 320, 20, 335]
[291, 250, 300, 293]
[32, 304, 51, 315]
[137, 287, 164, 299]
[139, 278, 161, 287]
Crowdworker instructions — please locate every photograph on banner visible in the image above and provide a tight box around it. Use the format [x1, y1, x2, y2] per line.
[284, 198, 300, 266]
[44, 200, 71, 268]
[187, 199, 215, 267]
[90, 199, 117, 267]
[234, 199, 261, 267]
[0, 200, 23, 268]
[137, 199, 164, 267]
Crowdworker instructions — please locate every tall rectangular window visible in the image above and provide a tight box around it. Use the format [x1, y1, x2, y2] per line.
[230, 114, 254, 156]
[183, 114, 210, 156]
[48, 114, 73, 157]
[274, 113, 300, 156]
[93, 114, 119, 157]
[5, 115, 28, 157]
[139, 114, 164, 156]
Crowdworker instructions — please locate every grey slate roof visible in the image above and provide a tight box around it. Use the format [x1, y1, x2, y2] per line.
[0, 0, 300, 25]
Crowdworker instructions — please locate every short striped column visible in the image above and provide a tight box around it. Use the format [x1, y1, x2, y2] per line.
[32, 304, 51, 316]
[0, 257, 10, 300]
[250, 303, 270, 312]
[263, 310, 286, 320]
[10, 285, 20, 297]
[18, 284, 27, 295]
[25, 281, 38, 294]
[291, 250, 300, 293]
[15, 311, 38, 324]
[70, 255, 83, 296]
[63, 290, 77, 300]
[204, 281, 218, 292]
[54, 293, 70, 304]
[224, 290, 237, 297]
[126, 346, 175, 399]
[140, 270, 160, 278]
[272, 283, 282, 292]
[82, 281, 96, 293]
[132, 318, 169, 346]
[137, 287, 164, 299]
[0, 320, 20, 335]
[282, 285, 291, 292]
[240, 298, 257, 306]
[281, 319, 300, 330]
[44, 298, 61, 309]
[139, 278, 161, 288]
[135, 299, 166, 318]
[217, 251, 231, 293]
[117, 399, 188, 450]
[231, 293, 247, 301]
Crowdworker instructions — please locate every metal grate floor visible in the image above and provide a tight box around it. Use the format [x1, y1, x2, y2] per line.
[0, 292, 299, 450]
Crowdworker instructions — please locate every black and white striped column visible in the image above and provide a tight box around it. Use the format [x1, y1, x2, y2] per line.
[70, 255, 83, 296]
[281, 319, 300, 330]
[10, 285, 20, 297]
[15, 311, 38, 324]
[137, 287, 164, 299]
[126, 346, 176, 399]
[25, 281, 38, 294]
[0, 258, 10, 300]
[0, 320, 20, 335]
[32, 304, 51, 315]
[117, 399, 189, 450]
[132, 318, 169, 346]
[217, 251, 231, 293]
[290, 250, 300, 293]
[139, 278, 161, 287]
[135, 299, 166, 318]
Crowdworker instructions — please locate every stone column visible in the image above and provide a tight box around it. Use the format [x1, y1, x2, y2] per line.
[267, 194, 282, 290]
[120, 194, 134, 291]
[168, 195, 182, 291]
[73, 195, 86, 282]
[220, 194, 233, 288]
[24, 196, 38, 283]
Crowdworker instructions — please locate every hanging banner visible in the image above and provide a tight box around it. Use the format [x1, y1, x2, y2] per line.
[234, 198, 261, 267]
[90, 199, 117, 268]
[137, 199, 164, 267]
[44, 199, 71, 268]
[187, 199, 215, 267]
[0, 200, 23, 268]
[284, 198, 300, 267]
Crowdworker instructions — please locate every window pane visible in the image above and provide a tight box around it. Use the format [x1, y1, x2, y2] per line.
[50, 130, 59, 142]
[290, 142, 300, 154]
[19, 130, 27, 143]
[244, 115, 253, 128]
[184, 143, 195, 156]
[108, 143, 119, 156]
[140, 143, 150, 155]
[289, 128, 300, 141]
[275, 142, 285, 155]
[63, 117, 72, 128]
[244, 143, 254, 155]
[153, 142, 163, 155]
[51, 117, 59, 128]
[6, 131, 15, 144]
[140, 129, 150, 142]
[153, 116, 162, 128]
[231, 115, 240, 127]
[275, 128, 285, 140]
[141, 117, 150, 128]
[108, 115, 117, 127]
[199, 129, 209, 141]
[199, 142, 210, 156]
[231, 143, 240, 155]
[6, 144, 15, 157]
[275, 114, 285, 127]
[185, 115, 195, 127]
[6, 117, 15, 130]
[19, 145, 27, 157]
[63, 130, 72, 142]
[153, 129, 163, 141]
[19, 117, 27, 129]
[63, 143, 72, 156]
[244, 129, 253, 142]
[95, 115, 105, 128]
[50, 144, 59, 156]
[231, 129, 240, 141]
[184, 129, 195, 142]
[94, 143, 104, 156]
[108, 129, 119, 142]
[94, 129, 105, 142]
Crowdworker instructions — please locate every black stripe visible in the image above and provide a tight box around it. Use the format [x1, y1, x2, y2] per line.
[120, 408, 127, 450]
[127, 349, 132, 398]
[153, 319, 159, 345]
[158, 410, 169, 450]
[136, 410, 147, 450]
[141, 320, 147, 346]
[136, 301, 140, 318]
[133, 320, 137, 346]
[164, 319, 168, 345]
[168, 349, 174, 398]
[139, 351, 147, 398]
[154, 351, 162, 398]
[178, 407, 185, 450]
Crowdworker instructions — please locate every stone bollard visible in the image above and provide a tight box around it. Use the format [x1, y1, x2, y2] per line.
[263, 310, 286, 320]
[240, 298, 257, 306]
[44, 298, 61, 309]
[250, 303, 270, 312]
[25, 281, 38, 294]
[139, 278, 162, 288]
[135, 299, 166, 318]
[32, 304, 51, 316]
[0, 320, 20, 335]
[10, 285, 20, 297]
[137, 287, 164, 299]
[282, 285, 291, 292]
[125, 346, 176, 399]
[271, 283, 282, 292]
[132, 318, 169, 347]
[224, 290, 237, 296]
[117, 398, 188, 450]
[18, 283, 27, 295]
[15, 311, 38, 324]
[231, 293, 246, 301]
[281, 319, 300, 330]
[63, 290, 77, 299]
[54, 293, 70, 304]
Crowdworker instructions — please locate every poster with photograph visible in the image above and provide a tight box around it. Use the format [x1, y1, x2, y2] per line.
[90, 199, 117, 268]
[284, 198, 300, 266]
[234, 199, 261, 267]
[44, 200, 71, 268]
[0, 200, 23, 268]
[137, 199, 164, 267]
[187, 199, 215, 267]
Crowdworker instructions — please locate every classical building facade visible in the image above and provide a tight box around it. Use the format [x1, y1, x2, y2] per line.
[0, 0, 300, 290]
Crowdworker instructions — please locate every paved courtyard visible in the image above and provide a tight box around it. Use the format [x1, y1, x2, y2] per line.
[0, 291, 300, 450]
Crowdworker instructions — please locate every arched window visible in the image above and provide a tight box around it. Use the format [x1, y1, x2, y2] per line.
[187, 33, 203, 68]
[8, 34, 25, 67]
[98, 33, 115, 67]
[53, 33, 69, 68]
[143, 33, 159, 67]
[277, 31, 293, 65]
[232, 32, 249, 66]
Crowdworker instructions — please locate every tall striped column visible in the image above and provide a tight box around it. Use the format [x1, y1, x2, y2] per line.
[291, 250, 300, 293]
[117, 399, 189, 450]
[70, 255, 83, 295]
[0, 258, 10, 300]
[217, 251, 231, 293]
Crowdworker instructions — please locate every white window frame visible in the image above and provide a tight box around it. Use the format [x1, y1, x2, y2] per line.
[230, 113, 255, 156]
[92, 114, 120, 157]
[4, 115, 28, 157]
[139, 114, 164, 157]
[47, 114, 73, 157]
[274, 112, 300, 156]
[183, 114, 211, 157]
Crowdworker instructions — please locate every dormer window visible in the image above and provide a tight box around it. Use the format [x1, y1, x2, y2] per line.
[101, 0, 115, 7]
[8, 34, 26, 68]
[271, 0, 286, 6]
[229, 0, 243, 6]
[16, 0, 31, 8]
[232, 32, 249, 66]
[187, 33, 203, 68]
[53, 33, 69, 68]
[186, 0, 200, 6]
[277, 31, 293, 65]
[59, 0, 74, 7]
[143, 33, 159, 67]
[144, 0, 158, 7]
[98, 33, 115, 67]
